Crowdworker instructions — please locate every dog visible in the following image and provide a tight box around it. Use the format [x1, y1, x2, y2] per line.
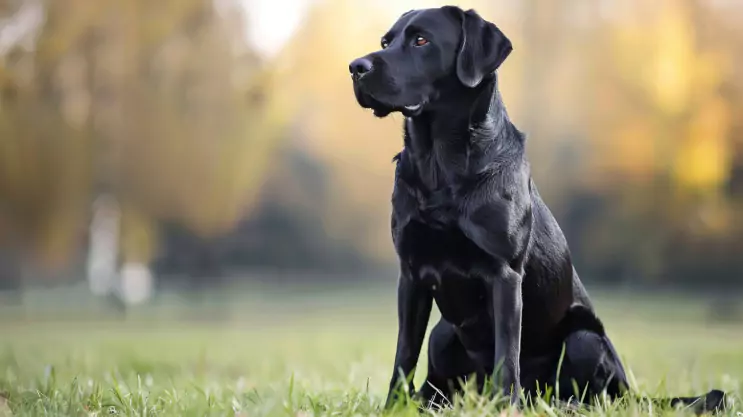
[348, 5, 726, 414]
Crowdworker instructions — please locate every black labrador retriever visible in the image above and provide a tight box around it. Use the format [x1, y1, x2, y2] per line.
[348, 5, 726, 414]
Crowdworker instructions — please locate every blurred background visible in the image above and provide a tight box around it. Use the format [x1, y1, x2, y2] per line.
[0, 0, 742, 321]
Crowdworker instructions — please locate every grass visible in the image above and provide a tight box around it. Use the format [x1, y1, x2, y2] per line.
[0, 285, 742, 416]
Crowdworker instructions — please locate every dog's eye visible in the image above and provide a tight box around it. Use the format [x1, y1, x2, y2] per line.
[381, 39, 389, 49]
[414, 36, 429, 47]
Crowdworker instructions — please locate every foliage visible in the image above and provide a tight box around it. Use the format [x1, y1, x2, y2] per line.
[0, 0, 284, 268]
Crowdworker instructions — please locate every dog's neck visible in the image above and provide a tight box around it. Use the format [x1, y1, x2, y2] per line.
[403, 75, 523, 169]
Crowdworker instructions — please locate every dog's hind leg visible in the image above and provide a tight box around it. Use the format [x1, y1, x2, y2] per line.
[417, 319, 480, 409]
[555, 329, 629, 402]
[553, 305, 726, 414]
[559, 330, 726, 413]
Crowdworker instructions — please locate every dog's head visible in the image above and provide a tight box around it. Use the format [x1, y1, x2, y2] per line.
[349, 6, 512, 118]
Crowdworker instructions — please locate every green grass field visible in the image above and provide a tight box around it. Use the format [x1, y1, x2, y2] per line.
[1, 286, 742, 416]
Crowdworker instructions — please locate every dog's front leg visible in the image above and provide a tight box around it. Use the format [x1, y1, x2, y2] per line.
[459, 203, 528, 405]
[384, 264, 433, 409]
[491, 264, 523, 404]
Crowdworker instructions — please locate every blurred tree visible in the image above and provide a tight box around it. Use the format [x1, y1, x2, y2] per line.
[0, 0, 285, 278]
[570, 0, 743, 286]
[273, 0, 403, 266]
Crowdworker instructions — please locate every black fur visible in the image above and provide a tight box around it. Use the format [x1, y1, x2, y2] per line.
[349, 6, 726, 414]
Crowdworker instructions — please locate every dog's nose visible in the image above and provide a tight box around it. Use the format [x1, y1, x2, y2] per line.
[349, 57, 373, 77]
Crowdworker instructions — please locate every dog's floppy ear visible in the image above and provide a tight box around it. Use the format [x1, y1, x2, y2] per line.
[445, 7, 513, 88]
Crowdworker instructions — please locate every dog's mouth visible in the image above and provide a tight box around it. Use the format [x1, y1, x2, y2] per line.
[353, 79, 426, 118]
[360, 95, 426, 118]
[370, 102, 424, 118]
[400, 102, 424, 117]
[367, 103, 424, 118]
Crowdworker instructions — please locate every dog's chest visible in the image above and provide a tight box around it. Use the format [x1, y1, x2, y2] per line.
[393, 158, 505, 328]
[395, 218, 496, 323]
[415, 189, 457, 227]
[393, 149, 493, 265]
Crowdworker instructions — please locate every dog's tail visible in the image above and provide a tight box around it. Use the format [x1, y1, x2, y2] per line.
[650, 390, 727, 414]
[554, 390, 727, 415]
